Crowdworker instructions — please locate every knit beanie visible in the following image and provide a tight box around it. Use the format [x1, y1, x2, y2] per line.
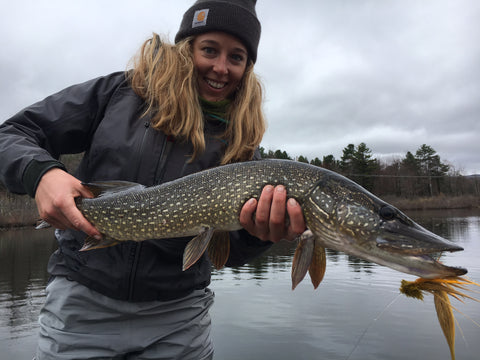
[175, 0, 261, 63]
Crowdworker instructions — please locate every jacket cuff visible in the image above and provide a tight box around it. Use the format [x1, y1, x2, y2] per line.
[23, 159, 67, 198]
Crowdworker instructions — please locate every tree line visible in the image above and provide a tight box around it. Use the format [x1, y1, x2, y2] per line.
[1, 145, 478, 200]
[260, 143, 480, 198]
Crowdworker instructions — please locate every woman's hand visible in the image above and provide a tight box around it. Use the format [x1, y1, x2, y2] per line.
[35, 168, 101, 239]
[239, 185, 306, 243]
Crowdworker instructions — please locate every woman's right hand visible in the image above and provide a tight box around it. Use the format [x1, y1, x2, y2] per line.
[35, 168, 101, 239]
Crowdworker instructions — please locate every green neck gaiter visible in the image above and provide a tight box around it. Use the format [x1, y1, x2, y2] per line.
[199, 97, 231, 124]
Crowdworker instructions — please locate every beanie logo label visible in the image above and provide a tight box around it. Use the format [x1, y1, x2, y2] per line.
[192, 9, 209, 28]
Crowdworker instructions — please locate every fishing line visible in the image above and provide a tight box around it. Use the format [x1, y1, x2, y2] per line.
[345, 292, 401, 360]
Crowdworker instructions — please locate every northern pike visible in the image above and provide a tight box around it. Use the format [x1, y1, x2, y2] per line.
[50, 159, 466, 287]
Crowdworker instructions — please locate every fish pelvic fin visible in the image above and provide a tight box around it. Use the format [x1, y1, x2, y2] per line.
[291, 230, 315, 290]
[183, 227, 215, 271]
[208, 231, 231, 270]
[309, 238, 327, 289]
[80, 235, 120, 251]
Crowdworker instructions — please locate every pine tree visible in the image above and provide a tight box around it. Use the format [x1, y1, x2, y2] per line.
[297, 155, 309, 163]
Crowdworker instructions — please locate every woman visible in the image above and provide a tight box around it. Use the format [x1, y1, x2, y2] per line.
[0, 0, 305, 359]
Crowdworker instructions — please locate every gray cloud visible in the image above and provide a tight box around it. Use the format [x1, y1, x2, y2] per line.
[1, 0, 479, 173]
[256, 0, 480, 174]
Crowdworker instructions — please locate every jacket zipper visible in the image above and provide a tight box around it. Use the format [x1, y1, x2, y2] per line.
[127, 120, 151, 301]
[127, 123, 174, 301]
[154, 135, 175, 184]
[131, 121, 151, 180]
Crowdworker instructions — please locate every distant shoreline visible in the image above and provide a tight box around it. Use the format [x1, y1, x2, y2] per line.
[384, 194, 480, 211]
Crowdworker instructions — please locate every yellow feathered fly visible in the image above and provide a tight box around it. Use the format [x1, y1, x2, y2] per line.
[400, 277, 480, 360]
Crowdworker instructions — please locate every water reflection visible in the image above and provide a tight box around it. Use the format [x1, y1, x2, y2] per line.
[0, 210, 479, 360]
[0, 228, 56, 339]
[214, 246, 381, 284]
[218, 208, 480, 281]
[211, 209, 480, 360]
[407, 208, 480, 245]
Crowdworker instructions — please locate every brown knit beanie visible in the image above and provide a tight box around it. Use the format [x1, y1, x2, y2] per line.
[175, 0, 261, 63]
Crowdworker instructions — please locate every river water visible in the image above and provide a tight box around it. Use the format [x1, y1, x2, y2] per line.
[0, 209, 479, 360]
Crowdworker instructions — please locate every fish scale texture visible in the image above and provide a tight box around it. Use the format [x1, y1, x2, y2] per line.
[78, 160, 325, 241]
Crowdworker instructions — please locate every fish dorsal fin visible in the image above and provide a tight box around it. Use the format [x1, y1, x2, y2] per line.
[208, 231, 231, 270]
[81, 181, 145, 198]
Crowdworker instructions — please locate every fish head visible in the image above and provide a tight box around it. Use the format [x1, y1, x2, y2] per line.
[304, 174, 467, 278]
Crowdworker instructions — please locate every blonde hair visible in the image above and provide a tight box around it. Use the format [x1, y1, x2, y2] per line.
[128, 33, 266, 164]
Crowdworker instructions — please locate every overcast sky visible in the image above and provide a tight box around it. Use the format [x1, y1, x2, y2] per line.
[1, 0, 479, 174]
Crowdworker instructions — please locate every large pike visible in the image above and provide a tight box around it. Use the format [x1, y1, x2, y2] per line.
[64, 159, 466, 287]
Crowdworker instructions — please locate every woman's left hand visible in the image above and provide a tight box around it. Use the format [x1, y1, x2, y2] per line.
[239, 185, 306, 243]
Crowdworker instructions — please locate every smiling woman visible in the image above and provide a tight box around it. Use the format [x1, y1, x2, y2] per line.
[0, 0, 309, 359]
[193, 32, 248, 102]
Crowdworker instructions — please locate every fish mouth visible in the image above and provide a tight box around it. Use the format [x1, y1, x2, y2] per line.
[375, 221, 467, 278]
[407, 253, 467, 278]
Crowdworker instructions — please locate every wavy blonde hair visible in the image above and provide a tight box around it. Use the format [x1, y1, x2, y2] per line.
[128, 33, 265, 164]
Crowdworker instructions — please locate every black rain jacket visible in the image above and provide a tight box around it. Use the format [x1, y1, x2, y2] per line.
[0, 71, 271, 301]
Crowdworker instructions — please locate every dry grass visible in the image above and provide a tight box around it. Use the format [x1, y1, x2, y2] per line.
[386, 194, 480, 211]
[0, 191, 38, 228]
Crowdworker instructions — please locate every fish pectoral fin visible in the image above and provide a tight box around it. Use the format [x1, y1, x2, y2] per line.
[208, 231, 231, 270]
[80, 235, 120, 251]
[309, 238, 327, 289]
[183, 227, 215, 271]
[291, 230, 315, 290]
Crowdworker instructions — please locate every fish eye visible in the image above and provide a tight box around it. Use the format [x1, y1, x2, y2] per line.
[379, 205, 396, 221]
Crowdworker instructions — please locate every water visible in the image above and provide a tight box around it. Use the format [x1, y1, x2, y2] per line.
[1, 210, 479, 360]
[0, 228, 56, 360]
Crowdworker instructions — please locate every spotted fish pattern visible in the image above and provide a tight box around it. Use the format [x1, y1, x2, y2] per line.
[75, 159, 466, 280]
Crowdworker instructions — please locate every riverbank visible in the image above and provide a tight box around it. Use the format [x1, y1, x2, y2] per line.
[0, 193, 39, 229]
[1, 193, 479, 229]
[385, 194, 480, 211]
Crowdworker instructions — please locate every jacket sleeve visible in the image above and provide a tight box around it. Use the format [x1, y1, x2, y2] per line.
[0, 72, 127, 195]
